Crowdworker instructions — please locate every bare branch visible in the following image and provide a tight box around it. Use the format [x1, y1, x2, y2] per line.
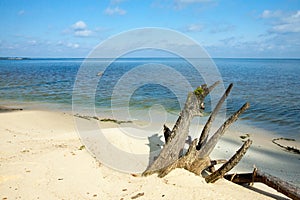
[198, 102, 250, 158]
[224, 168, 300, 200]
[197, 83, 233, 150]
[207, 81, 220, 95]
[205, 139, 252, 183]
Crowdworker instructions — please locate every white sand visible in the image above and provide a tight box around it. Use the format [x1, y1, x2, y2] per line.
[0, 109, 295, 199]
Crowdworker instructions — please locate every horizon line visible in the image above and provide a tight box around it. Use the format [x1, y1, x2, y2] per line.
[1, 56, 300, 60]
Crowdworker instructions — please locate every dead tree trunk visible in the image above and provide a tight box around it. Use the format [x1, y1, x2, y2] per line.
[142, 82, 251, 182]
[143, 82, 219, 174]
[224, 168, 300, 200]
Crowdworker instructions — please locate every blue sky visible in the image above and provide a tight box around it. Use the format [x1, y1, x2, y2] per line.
[0, 0, 299, 58]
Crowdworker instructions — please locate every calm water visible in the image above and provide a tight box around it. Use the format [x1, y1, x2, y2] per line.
[0, 58, 299, 138]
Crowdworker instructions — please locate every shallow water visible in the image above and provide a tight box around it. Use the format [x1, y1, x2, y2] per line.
[0, 58, 299, 139]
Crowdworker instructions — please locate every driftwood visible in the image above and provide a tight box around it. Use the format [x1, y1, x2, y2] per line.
[74, 114, 132, 124]
[0, 106, 23, 113]
[140, 82, 299, 199]
[142, 82, 252, 183]
[143, 82, 219, 175]
[224, 168, 300, 200]
[272, 138, 300, 154]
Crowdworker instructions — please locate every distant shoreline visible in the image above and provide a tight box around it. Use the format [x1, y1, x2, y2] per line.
[1, 57, 300, 60]
[0, 57, 30, 60]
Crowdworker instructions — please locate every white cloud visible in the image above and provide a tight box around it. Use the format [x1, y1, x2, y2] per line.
[74, 30, 92, 37]
[72, 21, 87, 30]
[152, 0, 213, 10]
[260, 10, 282, 18]
[249, 10, 300, 57]
[57, 41, 64, 46]
[176, 0, 211, 3]
[57, 41, 80, 49]
[219, 36, 238, 46]
[174, 0, 212, 9]
[69, 21, 93, 37]
[67, 43, 80, 49]
[104, 6, 127, 15]
[185, 24, 204, 32]
[261, 10, 300, 33]
[273, 23, 300, 33]
[272, 10, 300, 33]
[210, 23, 235, 34]
[28, 40, 37, 45]
[206, 28, 300, 58]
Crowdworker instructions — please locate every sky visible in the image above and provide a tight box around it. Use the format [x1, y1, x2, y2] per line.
[0, 0, 299, 58]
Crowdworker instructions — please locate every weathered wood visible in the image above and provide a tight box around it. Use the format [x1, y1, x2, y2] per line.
[197, 83, 233, 150]
[188, 157, 212, 176]
[143, 82, 251, 182]
[206, 159, 227, 173]
[140, 81, 297, 200]
[0, 106, 23, 113]
[143, 84, 210, 174]
[144, 82, 220, 174]
[145, 138, 227, 177]
[224, 168, 261, 184]
[74, 115, 133, 124]
[198, 102, 250, 158]
[224, 169, 300, 200]
[153, 139, 212, 178]
[156, 139, 201, 177]
[205, 139, 252, 183]
[272, 138, 300, 154]
[206, 81, 221, 94]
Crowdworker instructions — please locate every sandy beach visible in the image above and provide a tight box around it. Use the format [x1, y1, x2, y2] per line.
[0, 108, 298, 199]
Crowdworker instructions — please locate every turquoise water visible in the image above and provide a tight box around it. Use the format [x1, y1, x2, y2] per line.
[0, 58, 299, 139]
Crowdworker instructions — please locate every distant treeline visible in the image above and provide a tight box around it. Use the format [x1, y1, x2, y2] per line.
[0, 57, 30, 60]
